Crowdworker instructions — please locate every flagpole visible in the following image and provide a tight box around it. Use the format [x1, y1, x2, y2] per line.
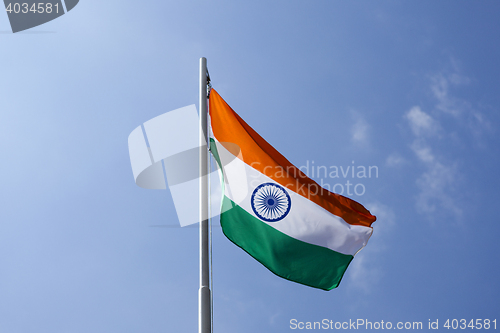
[199, 57, 211, 333]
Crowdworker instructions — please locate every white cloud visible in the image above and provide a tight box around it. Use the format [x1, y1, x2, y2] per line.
[468, 109, 493, 144]
[430, 69, 470, 117]
[428, 65, 492, 146]
[401, 62, 492, 219]
[351, 111, 369, 145]
[431, 73, 456, 115]
[385, 153, 406, 167]
[410, 141, 435, 163]
[407, 111, 462, 218]
[414, 160, 461, 218]
[405, 106, 438, 137]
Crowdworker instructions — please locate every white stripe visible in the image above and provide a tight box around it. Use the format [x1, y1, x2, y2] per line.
[215, 142, 373, 256]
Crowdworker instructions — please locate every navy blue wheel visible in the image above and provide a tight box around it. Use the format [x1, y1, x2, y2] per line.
[251, 183, 291, 222]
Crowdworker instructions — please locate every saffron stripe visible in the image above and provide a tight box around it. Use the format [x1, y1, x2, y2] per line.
[209, 89, 376, 227]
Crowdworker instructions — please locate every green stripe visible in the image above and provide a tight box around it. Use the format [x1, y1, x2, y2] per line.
[220, 196, 353, 291]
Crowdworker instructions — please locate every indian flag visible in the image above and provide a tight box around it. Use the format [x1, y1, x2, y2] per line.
[209, 89, 376, 291]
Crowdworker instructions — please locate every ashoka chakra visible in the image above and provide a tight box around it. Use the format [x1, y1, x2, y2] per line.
[251, 183, 291, 222]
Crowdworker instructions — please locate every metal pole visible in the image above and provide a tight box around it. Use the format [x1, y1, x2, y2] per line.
[199, 57, 211, 333]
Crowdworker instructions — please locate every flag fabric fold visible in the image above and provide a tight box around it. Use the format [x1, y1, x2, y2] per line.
[209, 89, 376, 290]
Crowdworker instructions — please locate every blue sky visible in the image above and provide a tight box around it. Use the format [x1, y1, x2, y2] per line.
[1, 1, 499, 332]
